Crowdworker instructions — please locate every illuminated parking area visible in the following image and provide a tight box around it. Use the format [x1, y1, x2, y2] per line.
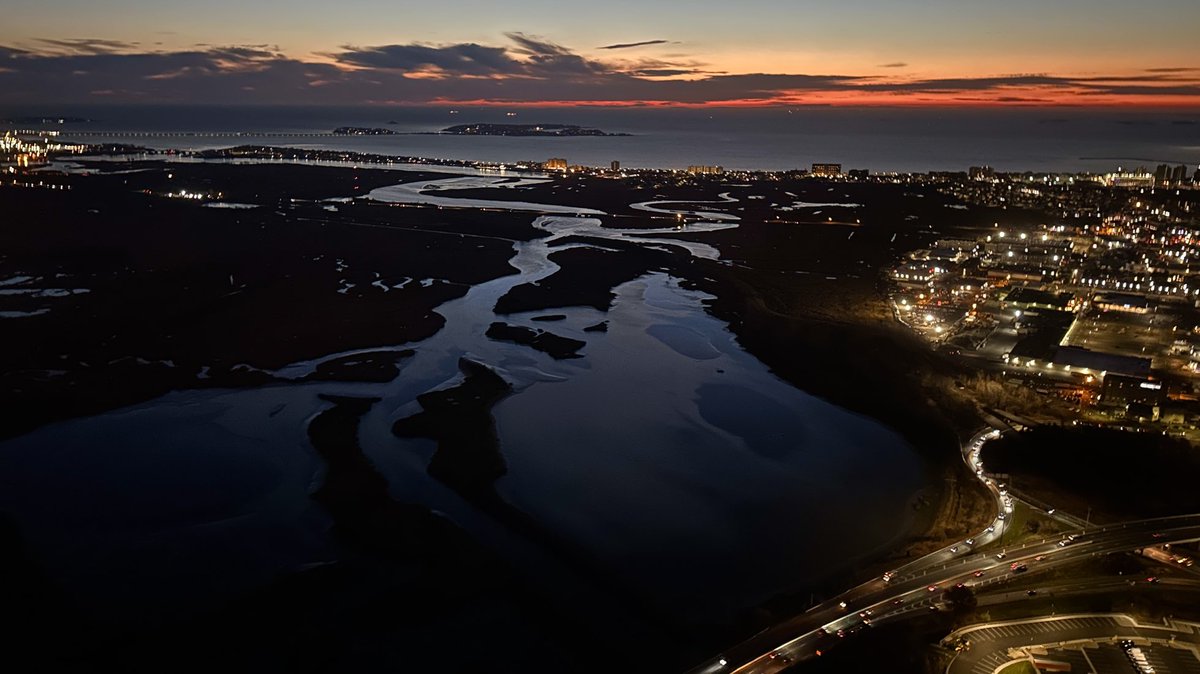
[944, 616, 1200, 674]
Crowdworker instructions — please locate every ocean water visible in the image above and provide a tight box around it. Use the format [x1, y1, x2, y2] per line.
[5, 104, 1199, 173]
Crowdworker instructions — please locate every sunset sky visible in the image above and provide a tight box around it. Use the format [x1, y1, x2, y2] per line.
[2, 0, 1198, 107]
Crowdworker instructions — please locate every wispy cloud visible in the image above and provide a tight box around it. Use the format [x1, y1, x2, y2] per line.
[598, 39, 671, 50]
[878, 62, 908, 68]
[35, 38, 141, 55]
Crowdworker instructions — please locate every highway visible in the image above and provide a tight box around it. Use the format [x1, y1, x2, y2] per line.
[686, 427, 1200, 674]
[975, 574, 1200, 608]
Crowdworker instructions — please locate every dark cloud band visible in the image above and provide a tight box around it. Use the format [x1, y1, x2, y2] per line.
[0, 34, 1196, 106]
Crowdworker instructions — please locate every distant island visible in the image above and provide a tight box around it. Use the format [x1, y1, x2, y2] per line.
[333, 126, 397, 135]
[440, 123, 630, 137]
[330, 124, 628, 137]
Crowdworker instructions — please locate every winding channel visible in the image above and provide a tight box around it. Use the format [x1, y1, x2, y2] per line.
[0, 174, 927, 633]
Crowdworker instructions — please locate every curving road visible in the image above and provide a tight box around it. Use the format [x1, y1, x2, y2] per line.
[686, 428, 1200, 674]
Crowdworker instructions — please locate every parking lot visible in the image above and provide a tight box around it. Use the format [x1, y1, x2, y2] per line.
[950, 615, 1200, 674]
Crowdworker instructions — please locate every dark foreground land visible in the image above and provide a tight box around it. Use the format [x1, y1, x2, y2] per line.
[0, 159, 1025, 672]
[0, 162, 537, 439]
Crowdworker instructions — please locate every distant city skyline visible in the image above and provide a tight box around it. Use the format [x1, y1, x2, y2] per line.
[2, 0, 1199, 107]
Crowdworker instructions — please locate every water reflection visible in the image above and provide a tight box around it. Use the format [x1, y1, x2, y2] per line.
[0, 180, 925, 629]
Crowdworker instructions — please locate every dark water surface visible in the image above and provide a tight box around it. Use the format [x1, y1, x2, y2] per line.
[0, 176, 925, 642]
[6, 104, 1198, 172]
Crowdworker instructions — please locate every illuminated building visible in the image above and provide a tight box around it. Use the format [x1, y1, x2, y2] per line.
[891, 262, 943, 288]
[1003, 286, 1073, 311]
[1092, 292, 1150, 314]
[969, 165, 994, 180]
[544, 157, 568, 171]
[811, 163, 842, 177]
[1103, 170, 1154, 187]
[687, 165, 723, 175]
[1100, 373, 1165, 413]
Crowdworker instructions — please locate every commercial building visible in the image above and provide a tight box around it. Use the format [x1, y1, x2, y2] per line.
[985, 267, 1047, 285]
[1103, 170, 1155, 188]
[1092, 292, 1150, 314]
[891, 262, 944, 288]
[1100, 373, 1166, 413]
[811, 163, 842, 177]
[544, 157, 568, 171]
[1003, 286, 1073, 311]
[1053, 346, 1152, 378]
[687, 165, 723, 175]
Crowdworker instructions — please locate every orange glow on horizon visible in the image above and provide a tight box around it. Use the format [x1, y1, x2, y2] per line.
[405, 91, 1200, 109]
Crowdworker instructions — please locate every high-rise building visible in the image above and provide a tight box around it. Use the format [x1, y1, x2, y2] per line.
[1171, 164, 1187, 183]
[687, 165, 723, 175]
[1154, 164, 1171, 184]
[811, 163, 842, 177]
[544, 157, 568, 171]
[611, 160, 620, 172]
